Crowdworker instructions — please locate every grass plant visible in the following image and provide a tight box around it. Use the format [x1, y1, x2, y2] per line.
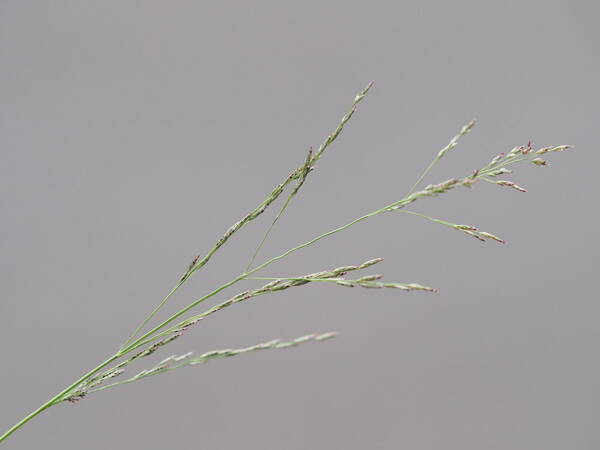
[0, 82, 572, 443]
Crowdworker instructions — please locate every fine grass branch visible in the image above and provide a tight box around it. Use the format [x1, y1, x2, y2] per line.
[0, 83, 572, 444]
[65, 332, 338, 402]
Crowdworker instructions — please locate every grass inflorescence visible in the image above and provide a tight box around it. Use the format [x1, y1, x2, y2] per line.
[0, 82, 572, 444]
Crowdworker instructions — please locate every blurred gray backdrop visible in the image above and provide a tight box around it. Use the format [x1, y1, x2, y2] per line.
[1, 1, 598, 449]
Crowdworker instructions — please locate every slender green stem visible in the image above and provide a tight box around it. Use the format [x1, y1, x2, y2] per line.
[120, 275, 246, 354]
[250, 211, 383, 274]
[406, 155, 441, 196]
[406, 120, 475, 195]
[0, 353, 120, 443]
[397, 209, 455, 227]
[245, 188, 296, 272]
[120, 280, 184, 350]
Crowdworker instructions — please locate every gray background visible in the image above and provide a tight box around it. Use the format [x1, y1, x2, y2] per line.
[1, 1, 598, 449]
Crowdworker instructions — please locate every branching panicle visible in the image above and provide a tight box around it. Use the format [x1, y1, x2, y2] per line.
[0, 83, 573, 444]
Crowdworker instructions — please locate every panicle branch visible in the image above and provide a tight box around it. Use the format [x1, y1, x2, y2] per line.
[84, 333, 338, 396]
